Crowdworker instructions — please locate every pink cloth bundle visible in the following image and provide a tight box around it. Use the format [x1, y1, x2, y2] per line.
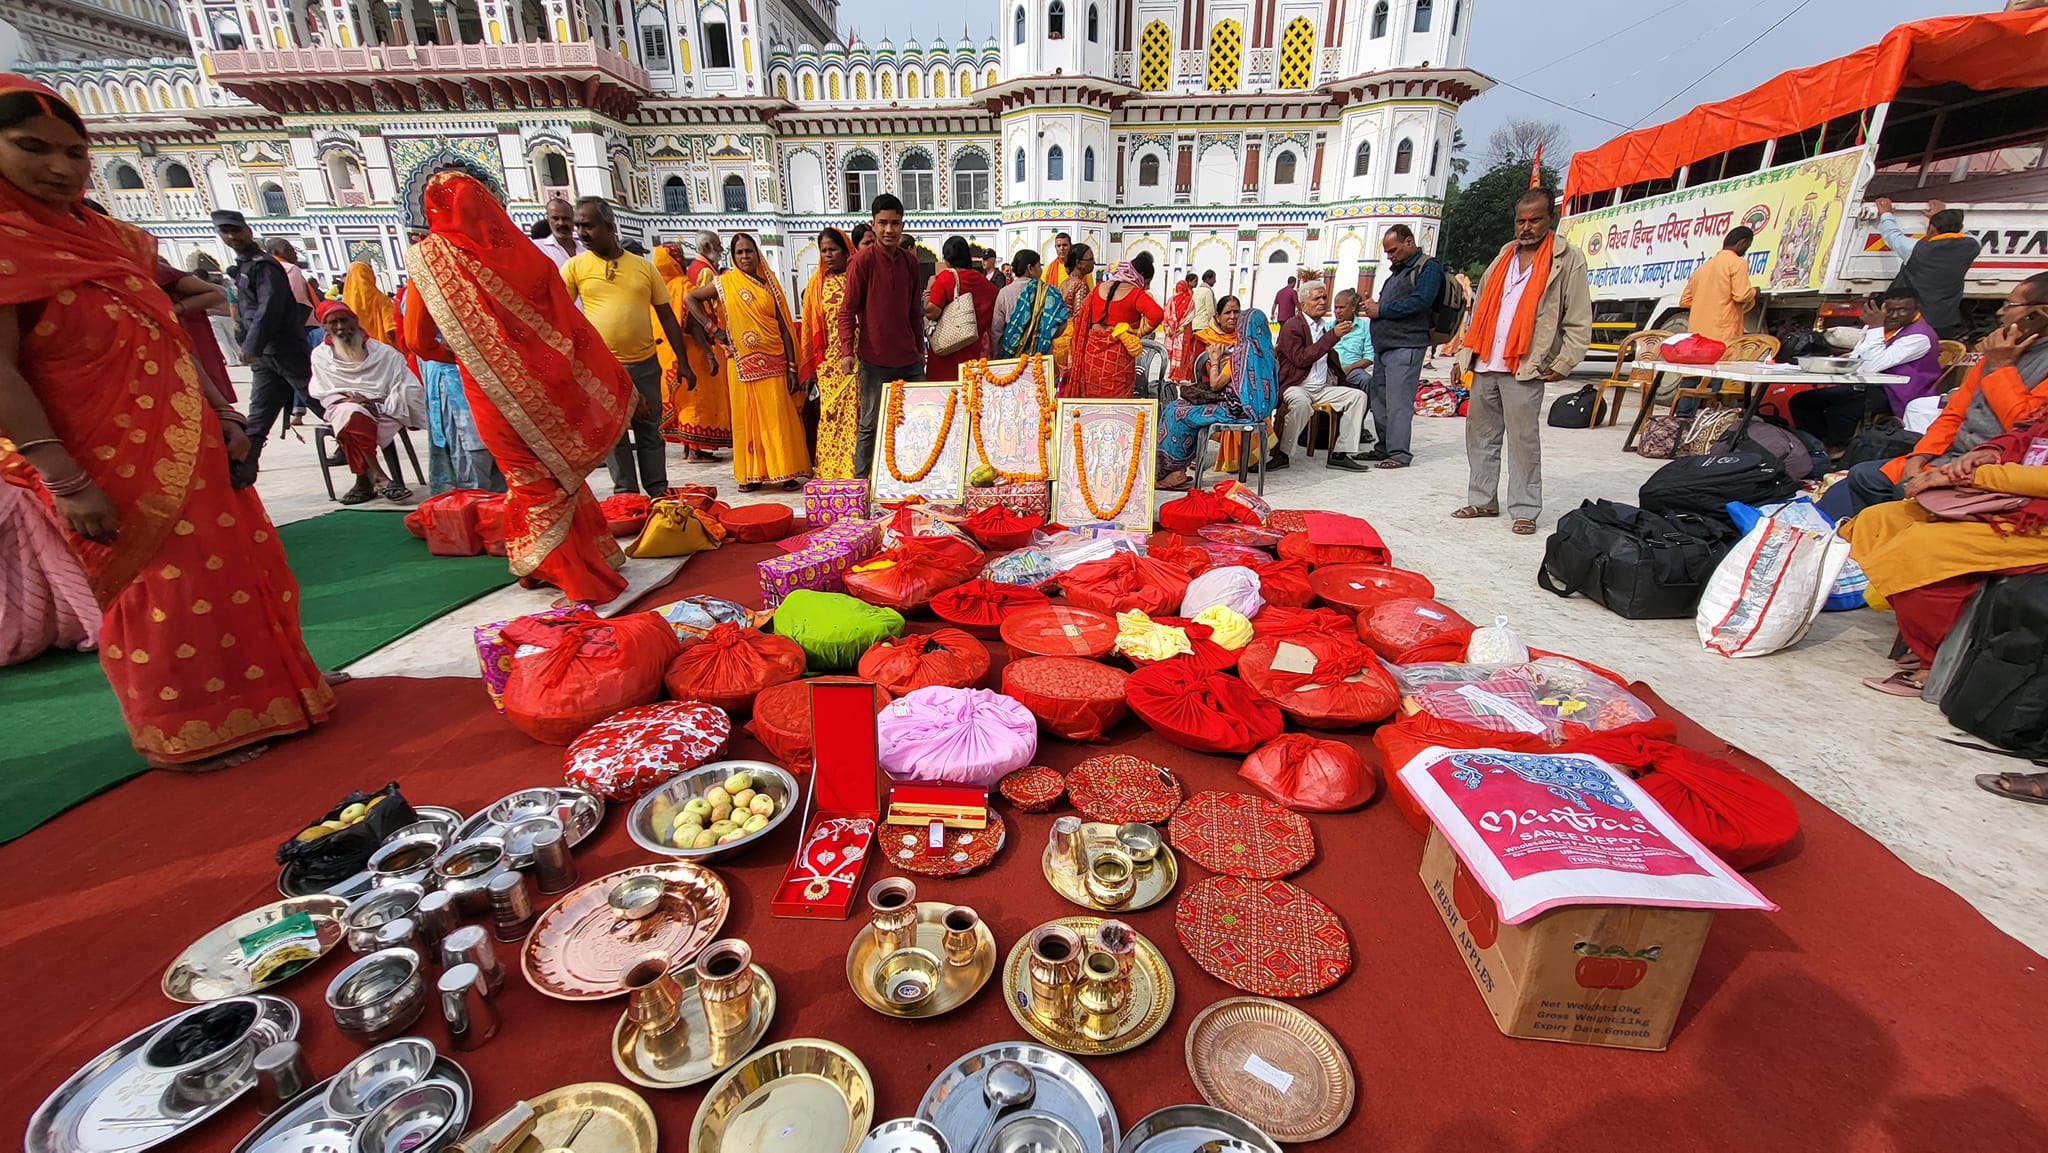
[1180, 565, 1265, 620]
[1, 481, 99, 667]
[875, 686, 1040, 786]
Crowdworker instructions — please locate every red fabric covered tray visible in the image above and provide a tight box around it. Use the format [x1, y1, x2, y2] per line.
[1002, 655, 1130, 741]
[719, 502, 795, 543]
[931, 579, 1052, 638]
[1309, 564, 1437, 616]
[1000, 605, 1119, 658]
[1175, 875, 1352, 998]
[1168, 789, 1318, 879]
[998, 765, 1066, 812]
[747, 677, 892, 772]
[1236, 634, 1400, 729]
[1059, 552, 1193, 617]
[1198, 523, 1286, 549]
[1356, 597, 1474, 661]
[1065, 752, 1184, 824]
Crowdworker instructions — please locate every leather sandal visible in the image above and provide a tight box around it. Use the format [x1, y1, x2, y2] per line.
[1511, 518, 1539, 535]
[1451, 505, 1499, 519]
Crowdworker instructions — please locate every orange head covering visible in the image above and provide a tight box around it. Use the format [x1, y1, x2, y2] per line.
[339, 261, 396, 344]
[798, 226, 852, 380]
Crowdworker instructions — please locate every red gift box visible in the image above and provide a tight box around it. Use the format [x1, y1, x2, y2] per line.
[417, 489, 497, 556]
[772, 679, 885, 920]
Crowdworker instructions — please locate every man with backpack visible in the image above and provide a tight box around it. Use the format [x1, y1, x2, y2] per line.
[1358, 223, 1444, 469]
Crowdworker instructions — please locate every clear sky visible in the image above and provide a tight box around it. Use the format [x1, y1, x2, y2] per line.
[830, 0, 2002, 167]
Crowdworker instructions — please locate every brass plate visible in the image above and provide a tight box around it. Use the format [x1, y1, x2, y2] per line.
[611, 964, 777, 1090]
[522, 863, 730, 1001]
[1002, 916, 1175, 1057]
[844, 901, 996, 1019]
[162, 895, 350, 1003]
[1041, 823, 1179, 912]
[1183, 997, 1355, 1142]
[691, 1038, 874, 1153]
[504, 1083, 657, 1153]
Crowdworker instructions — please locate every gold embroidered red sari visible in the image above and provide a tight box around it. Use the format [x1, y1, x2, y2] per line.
[0, 90, 331, 763]
[402, 171, 632, 604]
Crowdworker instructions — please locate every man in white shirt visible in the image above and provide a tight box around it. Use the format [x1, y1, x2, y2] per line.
[1189, 270, 1218, 333]
[1790, 290, 1946, 452]
[531, 198, 577, 269]
[1274, 279, 1371, 471]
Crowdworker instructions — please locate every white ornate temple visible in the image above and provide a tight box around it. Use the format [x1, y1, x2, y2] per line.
[10, 0, 1489, 312]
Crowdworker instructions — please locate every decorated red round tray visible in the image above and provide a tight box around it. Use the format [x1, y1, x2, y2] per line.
[1199, 523, 1287, 549]
[999, 765, 1066, 812]
[1265, 509, 1312, 533]
[1175, 874, 1352, 998]
[1168, 790, 1317, 879]
[1065, 753, 1183, 824]
[885, 810, 1006, 877]
[1000, 605, 1119, 659]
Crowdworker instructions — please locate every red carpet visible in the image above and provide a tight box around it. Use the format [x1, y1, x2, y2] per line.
[6, 540, 2046, 1153]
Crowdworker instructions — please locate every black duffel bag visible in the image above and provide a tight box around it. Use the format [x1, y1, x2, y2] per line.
[1537, 499, 1730, 619]
[1547, 384, 1603, 429]
[1638, 450, 1797, 538]
[1940, 574, 2048, 758]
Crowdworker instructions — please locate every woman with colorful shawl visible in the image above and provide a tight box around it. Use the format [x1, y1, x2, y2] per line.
[341, 260, 397, 346]
[670, 232, 730, 460]
[996, 253, 1073, 359]
[0, 75, 331, 768]
[686, 232, 811, 491]
[1164, 274, 1198, 381]
[1068, 254, 1165, 398]
[394, 281, 502, 495]
[1157, 302, 1279, 490]
[402, 169, 633, 604]
[800, 226, 860, 478]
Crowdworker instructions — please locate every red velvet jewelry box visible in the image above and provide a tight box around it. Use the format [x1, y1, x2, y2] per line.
[771, 679, 884, 919]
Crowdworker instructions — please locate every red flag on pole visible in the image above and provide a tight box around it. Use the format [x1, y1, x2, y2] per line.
[1529, 143, 1543, 188]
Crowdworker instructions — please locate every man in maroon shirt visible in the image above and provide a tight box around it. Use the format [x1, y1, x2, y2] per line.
[836, 192, 927, 477]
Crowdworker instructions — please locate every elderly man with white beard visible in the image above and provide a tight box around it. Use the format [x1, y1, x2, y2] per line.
[309, 299, 426, 504]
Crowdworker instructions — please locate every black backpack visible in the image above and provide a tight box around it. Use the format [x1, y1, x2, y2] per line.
[1547, 384, 1604, 429]
[1638, 452, 1797, 538]
[1710, 421, 1816, 481]
[1940, 574, 2048, 758]
[1428, 258, 1467, 345]
[1537, 500, 1730, 619]
[1841, 423, 1920, 470]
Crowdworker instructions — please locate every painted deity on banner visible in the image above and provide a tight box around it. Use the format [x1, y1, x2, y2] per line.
[970, 357, 1054, 480]
[872, 383, 969, 504]
[1053, 399, 1156, 531]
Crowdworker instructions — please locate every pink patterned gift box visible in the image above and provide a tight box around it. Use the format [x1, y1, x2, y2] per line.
[757, 524, 882, 607]
[473, 602, 591, 712]
[803, 479, 870, 528]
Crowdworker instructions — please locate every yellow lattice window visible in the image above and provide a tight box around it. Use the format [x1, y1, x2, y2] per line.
[829, 72, 841, 99]
[934, 69, 946, 98]
[985, 66, 997, 89]
[855, 72, 868, 98]
[801, 73, 814, 100]
[1205, 20, 1240, 92]
[906, 70, 919, 98]
[881, 70, 893, 98]
[1139, 20, 1170, 91]
[1278, 17, 1313, 90]
[775, 74, 788, 98]
[960, 69, 972, 96]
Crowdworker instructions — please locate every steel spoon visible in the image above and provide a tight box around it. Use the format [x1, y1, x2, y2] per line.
[962, 1060, 1036, 1153]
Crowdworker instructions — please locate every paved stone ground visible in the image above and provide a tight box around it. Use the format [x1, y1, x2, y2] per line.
[240, 365, 2048, 955]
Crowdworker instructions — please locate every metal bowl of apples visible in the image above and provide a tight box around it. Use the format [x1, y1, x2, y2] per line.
[626, 760, 801, 861]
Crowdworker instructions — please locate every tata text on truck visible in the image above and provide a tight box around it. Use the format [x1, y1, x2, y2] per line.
[1557, 9, 2048, 352]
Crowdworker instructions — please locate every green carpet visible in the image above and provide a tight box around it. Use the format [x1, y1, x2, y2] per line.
[0, 510, 513, 843]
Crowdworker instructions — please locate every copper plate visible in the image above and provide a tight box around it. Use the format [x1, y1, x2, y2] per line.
[1001, 915, 1175, 1057]
[522, 863, 730, 1001]
[503, 1082, 658, 1152]
[1183, 997, 1355, 1142]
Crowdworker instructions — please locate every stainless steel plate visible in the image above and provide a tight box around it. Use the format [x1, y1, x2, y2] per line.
[918, 1042, 1118, 1153]
[456, 787, 603, 866]
[163, 896, 350, 1003]
[230, 1056, 471, 1153]
[1115, 1106, 1278, 1153]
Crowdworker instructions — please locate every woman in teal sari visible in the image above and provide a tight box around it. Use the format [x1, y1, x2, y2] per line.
[1157, 299, 1276, 490]
[995, 248, 1072, 358]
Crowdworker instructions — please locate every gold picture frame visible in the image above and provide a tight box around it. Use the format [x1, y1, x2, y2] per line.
[964, 355, 1055, 482]
[870, 381, 969, 505]
[1052, 398, 1157, 532]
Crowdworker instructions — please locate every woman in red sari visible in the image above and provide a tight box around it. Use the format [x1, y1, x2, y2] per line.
[1067, 253, 1164, 398]
[1164, 273, 1198, 382]
[0, 76, 331, 769]
[401, 170, 634, 605]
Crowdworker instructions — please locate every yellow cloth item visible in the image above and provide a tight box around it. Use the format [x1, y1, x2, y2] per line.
[626, 500, 726, 558]
[1843, 493, 2048, 602]
[563, 249, 670, 364]
[1115, 610, 1193, 662]
[1191, 604, 1253, 650]
[1974, 463, 2048, 499]
[341, 262, 397, 345]
[1110, 323, 1144, 356]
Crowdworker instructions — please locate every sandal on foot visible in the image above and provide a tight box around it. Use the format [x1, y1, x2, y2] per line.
[738, 482, 762, 493]
[381, 482, 413, 501]
[1451, 505, 1499, 520]
[1512, 518, 1539, 535]
[1863, 670, 1927, 697]
[1975, 772, 2048, 805]
[1375, 458, 1409, 469]
[339, 477, 377, 505]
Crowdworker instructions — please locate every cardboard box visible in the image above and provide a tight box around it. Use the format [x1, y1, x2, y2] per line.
[1419, 827, 1713, 1051]
[771, 680, 883, 919]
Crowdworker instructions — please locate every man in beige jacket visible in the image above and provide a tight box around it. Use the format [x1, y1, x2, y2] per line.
[1453, 187, 1592, 535]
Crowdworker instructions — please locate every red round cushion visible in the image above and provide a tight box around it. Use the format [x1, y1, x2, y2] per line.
[1356, 597, 1475, 661]
[1157, 488, 1234, 534]
[660, 623, 806, 715]
[1250, 606, 1364, 644]
[961, 505, 1045, 551]
[1239, 733, 1377, 812]
[1252, 557, 1316, 609]
[1238, 635, 1400, 729]
[1000, 605, 1119, 658]
[748, 677, 891, 772]
[719, 503, 795, 543]
[1126, 656, 1284, 755]
[1002, 656, 1130, 741]
[856, 628, 993, 695]
[564, 701, 732, 801]
[1059, 552, 1192, 617]
[930, 579, 1052, 638]
[1277, 530, 1391, 568]
[1310, 564, 1437, 617]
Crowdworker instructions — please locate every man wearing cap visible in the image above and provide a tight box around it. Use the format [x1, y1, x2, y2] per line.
[215, 209, 319, 464]
[307, 300, 425, 503]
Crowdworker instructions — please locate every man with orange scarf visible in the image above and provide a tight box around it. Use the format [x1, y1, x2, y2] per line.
[400, 170, 634, 604]
[1453, 187, 1591, 536]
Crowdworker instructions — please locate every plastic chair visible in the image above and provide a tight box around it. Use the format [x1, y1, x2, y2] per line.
[1595, 329, 1670, 429]
[1663, 334, 1781, 416]
[1193, 420, 1268, 495]
[313, 424, 426, 501]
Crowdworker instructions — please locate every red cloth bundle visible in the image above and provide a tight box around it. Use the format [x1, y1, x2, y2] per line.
[1240, 734, 1377, 811]
[1196, 542, 1273, 569]
[843, 537, 981, 612]
[661, 622, 806, 715]
[747, 677, 890, 772]
[1570, 731, 1800, 870]
[856, 628, 992, 695]
[499, 611, 681, 744]
[961, 504, 1044, 551]
[1356, 597, 1474, 660]
[1389, 629, 1480, 665]
[1158, 488, 1234, 534]
[1144, 533, 1214, 577]
[930, 579, 1051, 638]
[1373, 711, 1556, 832]
[416, 489, 497, 556]
[1002, 655, 1131, 741]
[600, 492, 652, 537]
[666, 483, 720, 509]
[475, 495, 508, 556]
[1000, 605, 1119, 658]
[1238, 635, 1400, 728]
[718, 503, 795, 543]
[1252, 557, 1315, 608]
[1250, 606, 1363, 644]
[1126, 656, 1284, 754]
[403, 507, 427, 540]
[1059, 552, 1192, 617]
[1310, 564, 1437, 616]
[1277, 517, 1392, 567]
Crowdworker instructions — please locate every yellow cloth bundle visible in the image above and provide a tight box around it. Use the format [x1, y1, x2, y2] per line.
[1192, 604, 1253, 650]
[1114, 609, 1193, 662]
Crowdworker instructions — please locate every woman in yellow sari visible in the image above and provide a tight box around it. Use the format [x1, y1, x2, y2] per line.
[685, 232, 811, 491]
[800, 226, 859, 478]
[649, 245, 686, 445]
[341, 260, 396, 346]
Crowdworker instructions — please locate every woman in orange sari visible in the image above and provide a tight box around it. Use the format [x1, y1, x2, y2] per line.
[649, 245, 686, 445]
[671, 232, 730, 460]
[402, 170, 633, 604]
[685, 232, 811, 491]
[0, 76, 331, 769]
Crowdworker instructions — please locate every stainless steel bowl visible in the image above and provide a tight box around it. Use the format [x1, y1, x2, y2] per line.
[323, 1036, 437, 1117]
[994, 1112, 1086, 1153]
[406, 806, 465, 840]
[859, 1118, 951, 1153]
[487, 788, 558, 826]
[326, 948, 428, 1046]
[1115, 1106, 1280, 1153]
[430, 837, 506, 916]
[137, 997, 269, 1095]
[500, 814, 563, 862]
[342, 885, 426, 954]
[607, 875, 667, 921]
[626, 760, 800, 861]
[350, 1078, 467, 1153]
[1797, 355, 1860, 375]
[368, 834, 443, 890]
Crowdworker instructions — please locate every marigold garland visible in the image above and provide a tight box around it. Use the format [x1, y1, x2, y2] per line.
[883, 380, 960, 484]
[1070, 409, 1148, 523]
[964, 354, 1054, 482]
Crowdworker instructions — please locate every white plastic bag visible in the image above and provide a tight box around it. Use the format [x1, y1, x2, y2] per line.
[1696, 518, 1850, 657]
[1463, 615, 1530, 665]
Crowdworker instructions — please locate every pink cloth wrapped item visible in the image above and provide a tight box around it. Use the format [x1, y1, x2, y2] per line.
[1, 480, 99, 666]
[1180, 564, 1265, 620]
[875, 685, 1040, 786]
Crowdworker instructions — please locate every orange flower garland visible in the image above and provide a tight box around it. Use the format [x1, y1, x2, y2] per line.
[964, 355, 1055, 482]
[1070, 409, 1148, 523]
[883, 380, 960, 484]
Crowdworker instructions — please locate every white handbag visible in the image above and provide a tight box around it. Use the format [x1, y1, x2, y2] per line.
[929, 271, 981, 356]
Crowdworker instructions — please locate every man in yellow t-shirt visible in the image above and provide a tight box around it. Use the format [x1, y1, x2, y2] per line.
[1678, 226, 1757, 345]
[564, 197, 696, 496]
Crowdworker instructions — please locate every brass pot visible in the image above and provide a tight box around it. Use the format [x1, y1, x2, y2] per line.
[1024, 924, 1083, 1028]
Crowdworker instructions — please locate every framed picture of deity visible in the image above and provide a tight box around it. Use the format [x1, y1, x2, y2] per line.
[1051, 398, 1157, 532]
[964, 355, 1056, 482]
[871, 382, 969, 505]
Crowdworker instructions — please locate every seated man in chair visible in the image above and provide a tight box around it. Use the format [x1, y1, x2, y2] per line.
[309, 300, 425, 504]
